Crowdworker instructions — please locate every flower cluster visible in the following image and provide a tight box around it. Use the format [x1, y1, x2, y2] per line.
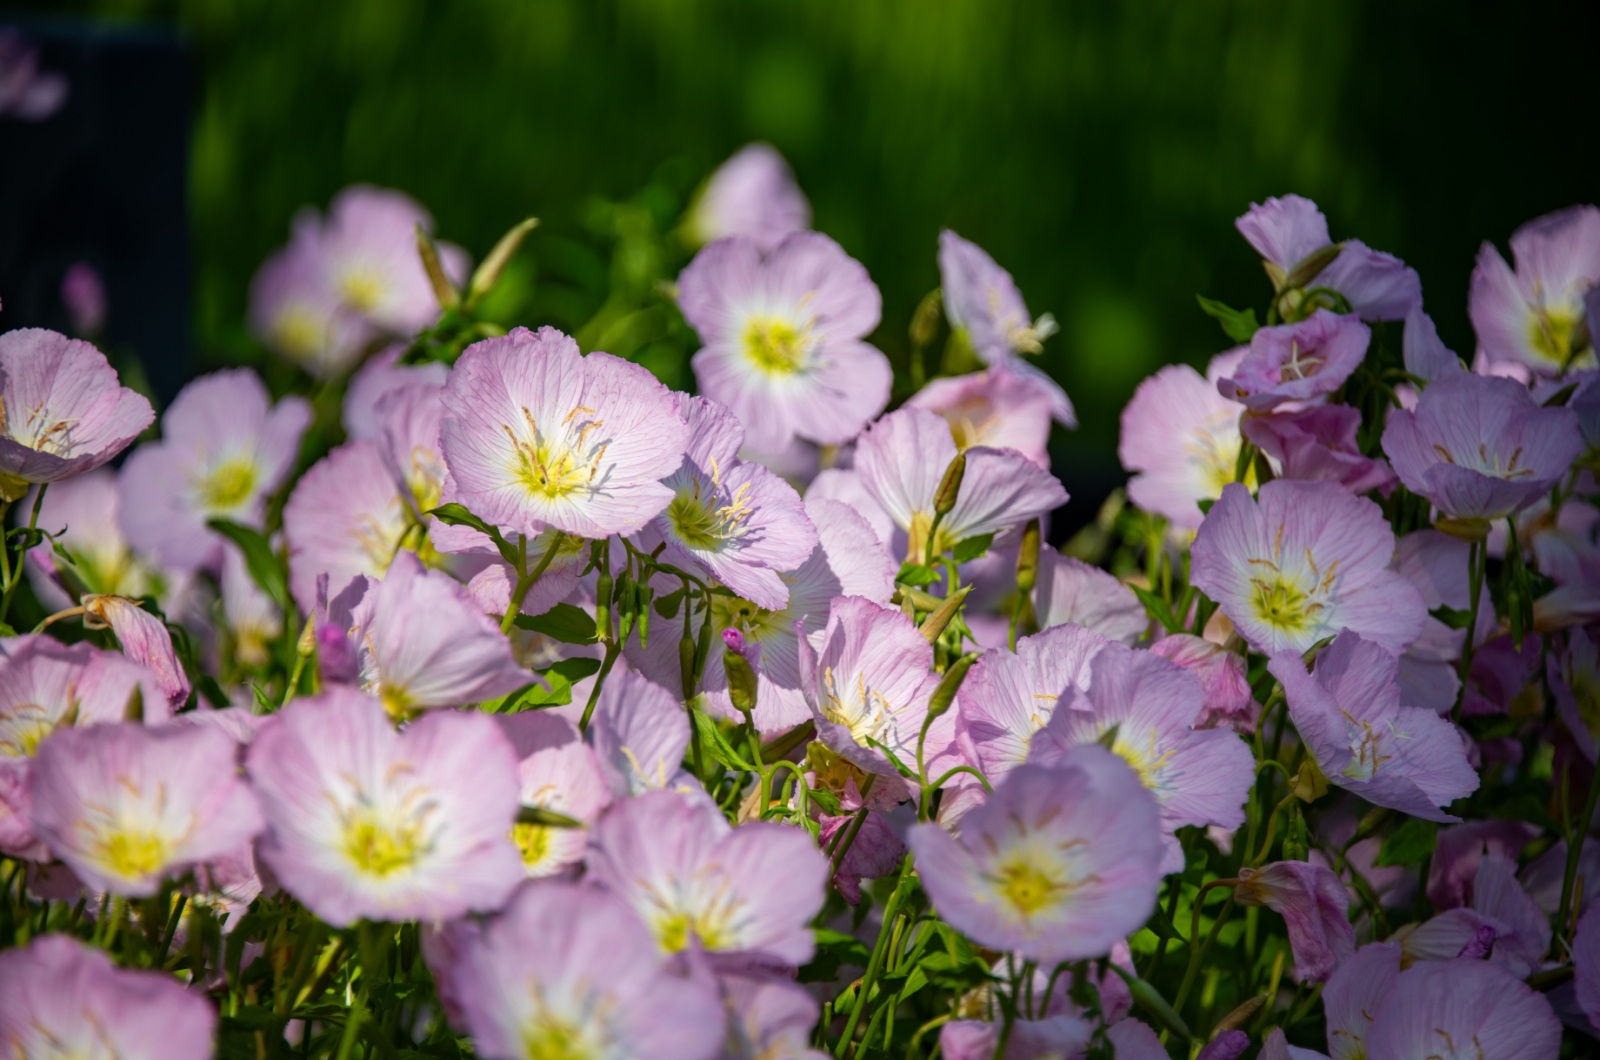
[0, 149, 1597, 1060]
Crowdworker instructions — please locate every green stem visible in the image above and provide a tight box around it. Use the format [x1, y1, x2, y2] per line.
[834, 857, 913, 1058]
[0, 485, 45, 625]
[577, 639, 620, 733]
[500, 532, 565, 635]
[1453, 537, 1485, 722]
[1172, 894, 1235, 1021]
[1557, 762, 1600, 942]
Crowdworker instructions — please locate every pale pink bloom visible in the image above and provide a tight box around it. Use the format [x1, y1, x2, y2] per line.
[855, 407, 1066, 563]
[804, 466, 897, 549]
[905, 368, 1057, 467]
[0, 635, 167, 758]
[245, 688, 524, 925]
[441, 326, 689, 538]
[1453, 851, 1550, 978]
[118, 368, 311, 570]
[443, 880, 725, 1060]
[0, 31, 69, 120]
[1217, 310, 1370, 411]
[586, 788, 828, 967]
[325, 552, 529, 718]
[1404, 304, 1466, 382]
[938, 1015, 1091, 1060]
[1392, 529, 1483, 714]
[0, 328, 153, 499]
[816, 779, 904, 905]
[1234, 861, 1354, 982]
[1426, 819, 1537, 910]
[283, 438, 416, 614]
[29, 721, 262, 896]
[249, 236, 373, 377]
[494, 712, 611, 878]
[1470, 204, 1600, 375]
[1364, 958, 1559, 1060]
[22, 470, 156, 612]
[679, 233, 891, 452]
[1241, 405, 1396, 494]
[1191, 480, 1426, 655]
[1119, 349, 1251, 529]
[220, 544, 282, 669]
[0, 935, 216, 1060]
[1150, 633, 1256, 731]
[908, 746, 1164, 964]
[719, 973, 829, 1060]
[688, 143, 810, 251]
[342, 343, 447, 440]
[1031, 549, 1146, 644]
[585, 667, 695, 797]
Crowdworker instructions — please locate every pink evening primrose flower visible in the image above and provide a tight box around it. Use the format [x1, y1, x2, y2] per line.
[1235, 194, 1422, 321]
[81, 594, 191, 712]
[29, 721, 263, 897]
[1241, 405, 1397, 495]
[1149, 633, 1257, 732]
[22, 470, 157, 612]
[342, 344, 448, 440]
[1234, 860, 1355, 983]
[1191, 479, 1427, 655]
[245, 688, 524, 926]
[855, 406, 1066, 565]
[118, 368, 311, 571]
[324, 552, 530, 719]
[719, 973, 829, 1060]
[1470, 204, 1600, 375]
[0, 935, 217, 1060]
[445, 880, 726, 1060]
[1216, 309, 1371, 412]
[61, 262, 107, 339]
[678, 232, 891, 452]
[247, 236, 372, 378]
[1031, 549, 1147, 645]
[0, 31, 69, 121]
[938, 1015, 1092, 1060]
[937, 230, 1075, 425]
[626, 496, 896, 734]
[798, 596, 947, 784]
[1119, 349, 1253, 530]
[687, 142, 810, 252]
[1269, 630, 1479, 822]
[440, 326, 689, 539]
[1554, 626, 1600, 762]
[642, 394, 817, 610]
[0, 328, 153, 500]
[907, 745, 1164, 964]
[494, 712, 611, 878]
[1363, 957, 1560, 1060]
[1382, 371, 1584, 522]
[585, 788, 828, 967]
[904, 368, 1057, 468]
[0, 635, 169, 758]
[584, 668, 695, 797]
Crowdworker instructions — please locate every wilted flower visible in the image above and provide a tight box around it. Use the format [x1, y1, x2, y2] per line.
[585, 788, 827, 967]
[904, 368, 1057, 467]
[687, 142, 810, 251]
[908, 746, 1164, 964]
[29, 721, 263, 896]
[82, 594, 191, 712]
[1191, 480, 1426, 655]
[441, 326, 689, 539]
[1241, 404, 1396, 494]
[118, 368, 310, 570]
[1235, 194, 1422, 320]
[678, 232, 891, 452]
[1119, 350, 1253, 529]
[854, 406, 1066, 564]
[444, 880, 726, 1060]
[0, 328, 153, 500]
[0, 935, 217, 1060]
[1470, 204, 1600, 375]
[1030, 549, 1146, 644]
[494, 712, 611, 878]
[1270, 630, 1479, 821]
[1149, 633, 1256, 731]
[1234, 861, 1355, 983]
[937, 230, 1075, 425]
[246, 688, 524, 925]
[1216, 310, 1370, 411]
[1383, 371, 1584, 522]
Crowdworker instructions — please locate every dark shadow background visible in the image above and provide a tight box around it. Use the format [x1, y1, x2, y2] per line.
[2, 0, 1597, 533]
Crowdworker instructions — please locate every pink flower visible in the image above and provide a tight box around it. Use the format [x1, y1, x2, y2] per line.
[494, 712, 611, 878]
[0, 31, 69, 120]
[1554, 626, 1600, 761]
[60, 262, 107, 338]
[678, 233, 891, 452]
[0, 935, 216, 1060]
[937, 231, 1075, 425]
[687, 143, 810, 252]
[443, 880, 725, 1060]
[585, 788, 827, 967]
[938, 1015, 1092, 1060]
[1425, 819, 1537, 910]
[440, 326, 689, 539]
[22, 470, 156, 611]
[1119, 350, 1252, 529]
[118, 368, 310, 570]
[1363, 958, 1559, 1060]
[1241, 405, 1396, 494]
[82, 594, 191, 712]
[855, 406, 1066, 564]
[1470, 204, 1600, 375]
[283, 438, 417, 614]
[0, 329, 153, 500]
[1270, 631, 1479, 821]
[1031, 549, 1146, 644]
[719, 973, 828, 1060]
[342, 344, 447, 440]
[1150, 633, 1257, 731]
[1216, 310, 1371, 411]
[29, 721, 262, 896]
[245, 688, 524, 925]
[1383, 371, 1584, 521]
[908, 746, 1164, 964]
[1234, 861, 1354, 982]
[585, 668, 695, 797]
[1191, 480, 1426, 655]
[904, 368, 1058, 467]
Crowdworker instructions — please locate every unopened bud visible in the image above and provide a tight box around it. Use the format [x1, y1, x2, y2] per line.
[918, 585, 972, 644]
[1434, 515, 1491, 543]
[1292, 756, 1329, 803]
[1015, 519, 1041, 595]
[723, 643, 759, 717]
[416, 225, 459, 311]
[1283, 242, 1343, 292]
[296, 614, 317, 658]
[678, 624, 697, 704]
[468, 217, 540, 306]
[926, 654, 977, 723]
[933, 451, 966, 517]
[909, 288, 942, 348]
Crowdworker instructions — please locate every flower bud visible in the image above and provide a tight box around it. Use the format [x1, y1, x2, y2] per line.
[1282, 242, 1343, 292]
[918, 585, 972, 644]
[1015, 518, 1041, 595]
[925, 653, 977, 723]
[909, 288, 942, 348]
[416, 225, 459, 311]
[933, 450, 966, 518]
[468, 217, 540, 307]
[722, 643, 759, 717]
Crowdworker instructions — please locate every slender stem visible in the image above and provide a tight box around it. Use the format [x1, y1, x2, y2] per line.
[1173, 894, 1235, 1020]
[500, 532, 564, 635]
[834, 857, 913, 1058]
[1557, 763, 1600, 942]
[577, 639, 620, 733]
[1454, 537, 1485, 723]
[0, 485, 45, 625]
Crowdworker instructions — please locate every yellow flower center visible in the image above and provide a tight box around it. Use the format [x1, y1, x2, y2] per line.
[95, 828, 172, 880]
[654, 909, 733, 954]
[742, 316, 810, 375]
[0, 713, 55, 757]
[521, 1012, 601, 1060]
[990, 852, 1071, 919]
[1527, 303, 1588, 368]
[666, 461, 754, 551]
[338, 268, 387, 314]
[711, 594, 786, 644]
[505, 406, 607, 500]
[1249, 573, 1318, 634]
[343, 811, 423, 878]
[271, 304, 327, 361]
[1109, 727, 1177, 790]
[512, 821, 551, 868]
[197, 457, 258, 511]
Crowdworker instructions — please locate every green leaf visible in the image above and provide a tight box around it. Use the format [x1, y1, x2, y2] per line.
[865, 737, 920, 780]
[1196, 497, 1217, 516]
[1129, 583, 1179, 632]
[896, 562, 941, 587]
[425, 503, 522, 567]
[950, 532, 995, 563]
[653, 588, 685, 619]
[691, 709, 753, 772]
[1430, 604, 1475, 630]
[514, 602, 598, 644]
[1196, 295, 1260, 342]
[206, 519, 290, 611]
[1374, 817, 1437, 868]
[493, 657, 603, 711]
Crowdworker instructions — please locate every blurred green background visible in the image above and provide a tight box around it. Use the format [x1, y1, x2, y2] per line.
[15, 0, 1600, 527]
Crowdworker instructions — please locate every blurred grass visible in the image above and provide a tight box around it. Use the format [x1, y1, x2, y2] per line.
[22, 0, 1600, 522]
